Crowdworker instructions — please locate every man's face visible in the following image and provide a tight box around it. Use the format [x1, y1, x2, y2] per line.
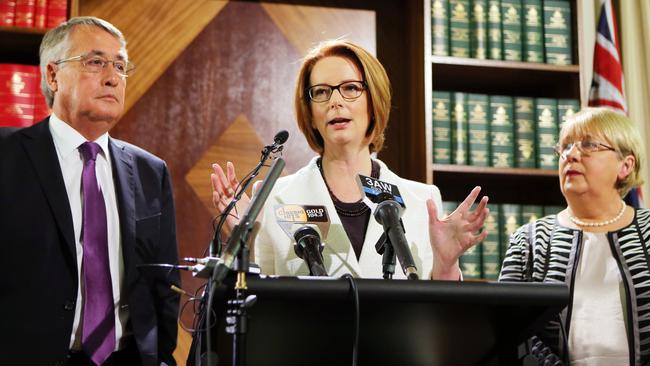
[48, 25, 127, 138]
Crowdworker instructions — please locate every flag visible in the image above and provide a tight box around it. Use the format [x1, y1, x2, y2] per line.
[588, 0, 642, 207]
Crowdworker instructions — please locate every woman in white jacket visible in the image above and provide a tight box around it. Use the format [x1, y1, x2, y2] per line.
[211, 40, 488, 280]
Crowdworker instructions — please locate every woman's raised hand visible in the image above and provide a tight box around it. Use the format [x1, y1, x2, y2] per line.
[211, 161, 251, 230]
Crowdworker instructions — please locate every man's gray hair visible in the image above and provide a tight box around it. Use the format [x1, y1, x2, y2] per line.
[39, 16, 128, 107]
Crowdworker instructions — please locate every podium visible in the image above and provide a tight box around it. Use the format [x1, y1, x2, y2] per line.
[192, 276, 568, 366]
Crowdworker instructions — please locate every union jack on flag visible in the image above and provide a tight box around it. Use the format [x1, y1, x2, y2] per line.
[588, 0, 643, 207]
[588, 0, 627, 113]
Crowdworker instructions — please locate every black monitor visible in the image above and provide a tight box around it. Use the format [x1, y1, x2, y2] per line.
[192, 276, 568, 366]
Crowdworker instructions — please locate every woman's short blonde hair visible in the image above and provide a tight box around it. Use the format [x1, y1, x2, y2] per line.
[560, 107, 644, 197]
[294, 40, 391, 154]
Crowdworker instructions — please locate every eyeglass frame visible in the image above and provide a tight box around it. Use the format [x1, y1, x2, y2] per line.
[553, 140, 617, 158]
[306, 80, 367, 103]
[53, 52, 136, 77]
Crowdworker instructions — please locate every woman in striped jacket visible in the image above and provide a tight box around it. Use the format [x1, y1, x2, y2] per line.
[500, 107, 648, 365]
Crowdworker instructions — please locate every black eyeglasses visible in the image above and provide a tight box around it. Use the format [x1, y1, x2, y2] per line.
[553, 140, 616, 158]
[307, 81, 366, 103]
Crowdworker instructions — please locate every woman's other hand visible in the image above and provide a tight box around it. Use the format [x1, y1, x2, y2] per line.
[427, 186, 489, 280]
[211, 161, 251, 230]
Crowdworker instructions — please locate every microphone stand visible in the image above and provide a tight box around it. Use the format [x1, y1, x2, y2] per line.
[374, 232, 396, 279]
[206, 157, 285, 366]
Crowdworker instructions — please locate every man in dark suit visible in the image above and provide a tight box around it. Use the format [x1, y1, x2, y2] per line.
[0, 17, 179, 366]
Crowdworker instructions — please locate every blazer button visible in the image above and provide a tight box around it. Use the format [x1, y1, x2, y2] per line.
[63, 300, 75, 311]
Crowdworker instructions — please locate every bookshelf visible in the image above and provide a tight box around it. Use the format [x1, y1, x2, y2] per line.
[0, 0, 79, 65]
[424, 0, 583, 206]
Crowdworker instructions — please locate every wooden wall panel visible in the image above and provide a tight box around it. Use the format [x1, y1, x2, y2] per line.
[79, 0, 229, 113]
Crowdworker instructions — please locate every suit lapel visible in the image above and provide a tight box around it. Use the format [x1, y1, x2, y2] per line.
[273, 157, 363, 277]
[21, 119, 76, 261]
[109, 138, 137, 292]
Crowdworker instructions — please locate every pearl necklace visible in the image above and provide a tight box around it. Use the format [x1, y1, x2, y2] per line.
[569, 200, 627, 227]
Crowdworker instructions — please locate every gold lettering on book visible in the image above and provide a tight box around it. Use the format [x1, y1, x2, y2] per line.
[452, 3, 469, 21]
[504, 5, 519, 24]
[538, 108, 554, 127]
[433, 101, 449, 119]
[518, 140, 534, 159]
[548, 8, 567, 29]
[526, 6, 540, 26]
[492, 105, 509, 125]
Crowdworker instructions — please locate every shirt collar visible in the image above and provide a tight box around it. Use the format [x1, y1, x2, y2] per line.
[49, 113, 111, 160]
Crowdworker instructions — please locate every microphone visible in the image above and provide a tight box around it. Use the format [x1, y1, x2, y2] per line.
[357, 175, 419, 280]
[275, 204, 330, 276]
[263, 129, 289, 155]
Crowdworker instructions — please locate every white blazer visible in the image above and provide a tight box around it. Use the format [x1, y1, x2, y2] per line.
[254, 157, 443, 279]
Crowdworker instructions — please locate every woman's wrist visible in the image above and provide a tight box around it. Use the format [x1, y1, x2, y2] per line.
[431, 258, 461, 280]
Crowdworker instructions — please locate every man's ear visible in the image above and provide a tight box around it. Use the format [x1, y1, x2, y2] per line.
[45, 63, 58, 93]
[618, 154, 636, 181]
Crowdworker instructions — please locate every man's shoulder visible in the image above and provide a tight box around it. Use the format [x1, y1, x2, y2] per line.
[0, 127, 20, 139]
[110, 137, 166, 165]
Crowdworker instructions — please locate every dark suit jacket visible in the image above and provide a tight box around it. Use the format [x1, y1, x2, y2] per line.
[0, 119, 180, 366]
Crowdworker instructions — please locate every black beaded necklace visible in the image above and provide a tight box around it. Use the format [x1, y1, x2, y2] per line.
[317, 157, 380, 217]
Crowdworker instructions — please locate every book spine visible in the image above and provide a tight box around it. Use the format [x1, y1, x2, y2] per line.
[470, 0, 488, 59]
[501, 0, 522, 61]
[431, 0, 450, 56]
[557, 98, 580, 131]
[0, 0, 16, 26]
[0, 64, 40, 127]
[467, 93, 490, 167]
[543, 0, 572, 65]
[487, 0, 502, 60]
[450, 0, 471, 58]
[521, 204, 543, 224]
[514, 97, 536, 168]
[14, 0, 35, 27]
[452, 92, 469, 165]
[523, 0, 544, 62]
[482, 203, 501, 280]
[535, 97, 559, 170]
[33, 0, 45, 28]
[489, 95, 514, 168]
[46, 0, 67, 28]
[499, 203, 521, 263]
[433, 91, 453, 164]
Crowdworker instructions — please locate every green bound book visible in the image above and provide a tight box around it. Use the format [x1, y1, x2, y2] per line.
[514, 97, 536, 168]
[535, 98, 558, 170]
[452, 92, 469, 165]
[467, 93, 490, 167]
[558, 98, 580, 131]
[501, 0, 522, 61]
[544, 0, 572, 65]
[433, 91, 452, 164]
[521, 204, 543, 224]
[500, 204, 521, 261]
[482, 203, 501, 280]
[471, 0, 488, 59]
[432, 0, 450, 56]
[450, 0, 471, 58]
[489, 95, 515, 168]
[487, 0, 502, 60]
[544, 205, 564, 216]
[523, 0, 544, 62]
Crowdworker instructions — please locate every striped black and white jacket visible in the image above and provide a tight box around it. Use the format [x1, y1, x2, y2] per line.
[499, 208, 650, 366]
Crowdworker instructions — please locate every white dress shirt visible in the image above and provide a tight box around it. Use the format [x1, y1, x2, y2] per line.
[49, 114, 128, 351]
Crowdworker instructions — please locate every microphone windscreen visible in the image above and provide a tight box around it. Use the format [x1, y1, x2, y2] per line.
[274, 130, 289, 145]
